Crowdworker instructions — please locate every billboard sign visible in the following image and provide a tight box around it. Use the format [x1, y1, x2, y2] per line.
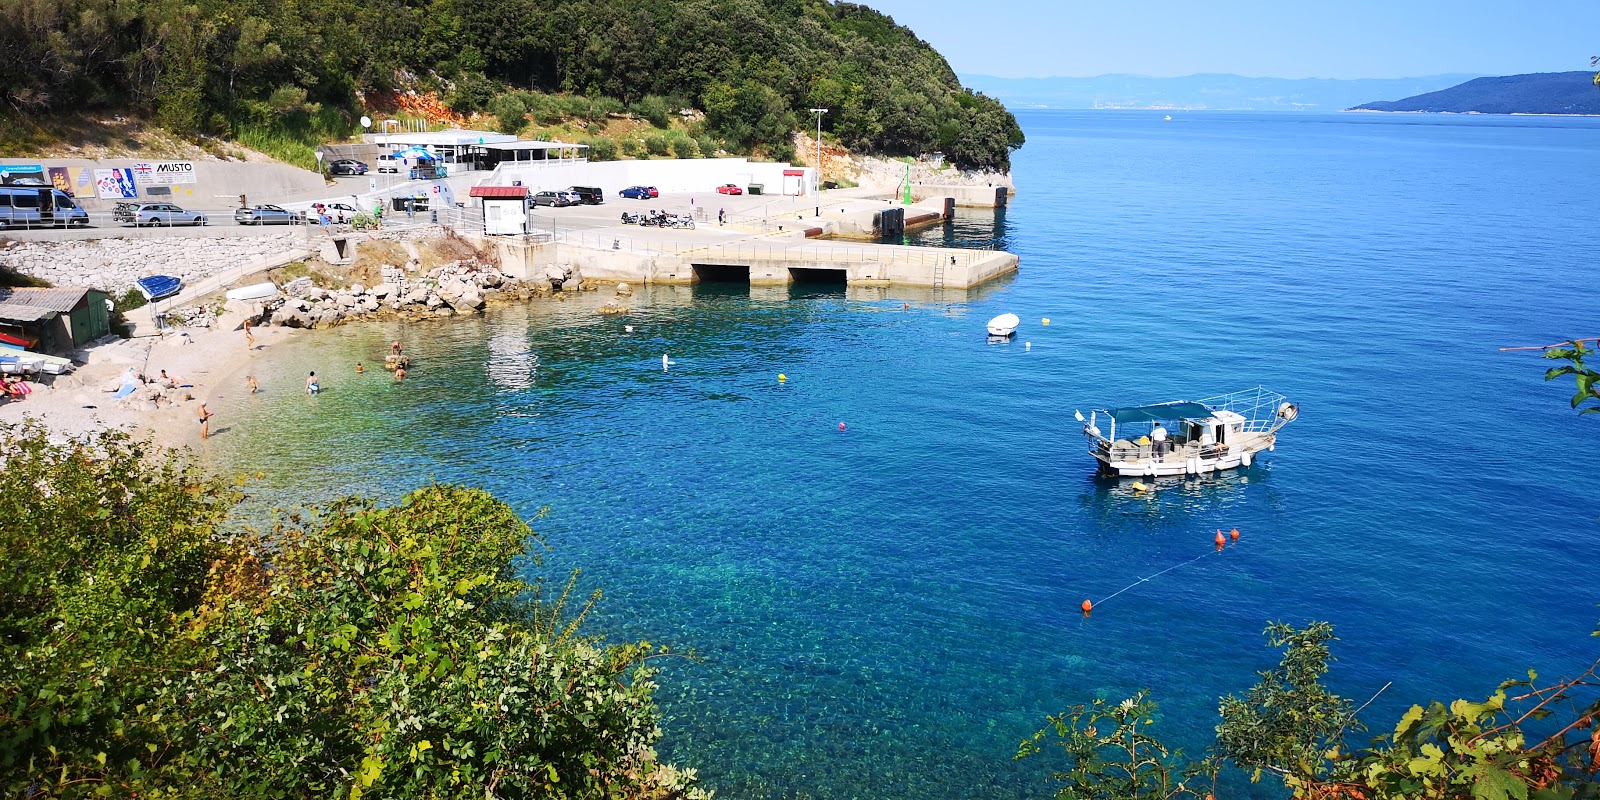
[132, 161, 198, 186]
[0, 164, 48, 187]
[94, 168, 139, 199]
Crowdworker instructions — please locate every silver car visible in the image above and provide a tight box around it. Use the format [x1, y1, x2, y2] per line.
[234, 204, 305, 225]
[123, 202, 207, 227]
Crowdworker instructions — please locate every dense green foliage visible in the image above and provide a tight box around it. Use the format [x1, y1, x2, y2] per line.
[1021, 622, 1600, 799]
[0, 0, 1023, 170]
[0, 422, 702, 798]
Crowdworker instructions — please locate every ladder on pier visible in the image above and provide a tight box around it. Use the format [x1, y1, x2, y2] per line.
[931, 259, 945, 289]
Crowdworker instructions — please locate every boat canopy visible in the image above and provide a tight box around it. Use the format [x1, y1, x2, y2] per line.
[1104, 401, 1212, 424]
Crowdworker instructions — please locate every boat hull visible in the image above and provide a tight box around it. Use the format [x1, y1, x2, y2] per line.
[986, 313, 1019, 337]
[136, 276, 182, 301]
[225, 281, 278, 302]
[1090, 438, 1274, 477]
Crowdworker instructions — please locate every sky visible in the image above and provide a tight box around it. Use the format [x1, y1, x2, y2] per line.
[853, 0, 1600, 79]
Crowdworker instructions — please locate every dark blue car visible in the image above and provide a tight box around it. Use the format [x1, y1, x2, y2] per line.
[618, 186, 657, 200]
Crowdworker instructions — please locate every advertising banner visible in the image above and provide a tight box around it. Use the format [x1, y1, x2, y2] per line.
[0, 164, 48, 187]
[48, 167, 74, 195]
[94, 168, 139, 199]
[70, 167, 97, 198]
[132, 161, 198, 185]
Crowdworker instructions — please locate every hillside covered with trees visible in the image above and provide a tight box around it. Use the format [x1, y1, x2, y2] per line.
[1349, 71, 1600, 115]
[0, 0, 1024, 171]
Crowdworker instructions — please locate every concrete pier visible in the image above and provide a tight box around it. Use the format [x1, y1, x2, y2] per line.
[481, 186, 1019, 290]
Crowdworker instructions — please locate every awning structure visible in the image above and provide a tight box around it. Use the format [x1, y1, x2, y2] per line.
[1104, 401, 1213, 424]
[469, 185, 529, 198]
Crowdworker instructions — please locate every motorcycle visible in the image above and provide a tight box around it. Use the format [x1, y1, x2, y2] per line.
[620, 212, 643, 225]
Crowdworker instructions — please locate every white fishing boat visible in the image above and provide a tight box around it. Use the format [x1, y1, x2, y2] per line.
[1078, 387, 1298, 477]
[986, 313, 1019, 337]
[225, 282, 279, 302]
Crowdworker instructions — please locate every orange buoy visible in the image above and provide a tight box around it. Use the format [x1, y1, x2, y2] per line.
[1215, 529, 1226, 546]
[1080, 598, 1093, 614]
[1229, 528, 1239, 541]
[839, 422, 846, 430]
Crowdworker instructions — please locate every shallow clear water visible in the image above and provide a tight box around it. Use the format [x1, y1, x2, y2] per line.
[210, 110, 1600, 798]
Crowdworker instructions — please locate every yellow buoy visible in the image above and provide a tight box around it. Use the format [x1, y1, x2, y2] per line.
[1042, 317, 1051, 326]
[778, 373, 787, 382]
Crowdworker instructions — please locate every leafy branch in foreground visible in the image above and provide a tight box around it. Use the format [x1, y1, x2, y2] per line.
[1542, 339, 1600, 414]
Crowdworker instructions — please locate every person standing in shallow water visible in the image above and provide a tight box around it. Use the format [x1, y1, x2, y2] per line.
[394, 366, 406, 383]
[306, 371, 320, 396]
[246, 375, 258, 394]
[198, 402, 213, 439]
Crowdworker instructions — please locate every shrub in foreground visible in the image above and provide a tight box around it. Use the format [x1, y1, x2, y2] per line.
[0, 422, 703, 799]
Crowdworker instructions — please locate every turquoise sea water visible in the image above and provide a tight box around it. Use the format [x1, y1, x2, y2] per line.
[211, 110, 1600, 798]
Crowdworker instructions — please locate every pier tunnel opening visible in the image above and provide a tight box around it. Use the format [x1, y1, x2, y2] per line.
[691, 264, 752, 284]
[788, 267, 848, 286]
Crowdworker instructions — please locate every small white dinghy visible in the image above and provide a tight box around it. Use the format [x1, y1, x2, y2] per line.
[225, 282, 279, 302]
[986, 313, 1019, 337]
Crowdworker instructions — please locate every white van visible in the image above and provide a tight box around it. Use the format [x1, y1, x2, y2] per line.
[376, 154, 399, 174]
[0, 187, 90, 229]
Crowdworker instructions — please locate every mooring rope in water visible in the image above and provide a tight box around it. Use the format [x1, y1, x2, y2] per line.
[1081, 528, 1239, 616]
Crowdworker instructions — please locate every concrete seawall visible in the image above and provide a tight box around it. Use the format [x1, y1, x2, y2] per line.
[489, 232, 1018, 291]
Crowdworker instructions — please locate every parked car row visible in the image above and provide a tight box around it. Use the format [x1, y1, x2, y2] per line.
[529, 186, 605, 208]
[113, 202, 208, 226]
[618, 185, 660, 200]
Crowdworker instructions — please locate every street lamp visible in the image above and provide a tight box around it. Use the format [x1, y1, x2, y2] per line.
[809, 108, 827, 217]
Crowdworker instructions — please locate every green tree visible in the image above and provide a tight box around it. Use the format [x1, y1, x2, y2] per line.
[0, 423, 705, 799]
[490, 91, 534, 134]
[632, 94, 673, 128]
[584, 136, 619, 161]
[1016, 692, 1216, 800]
[1213, 622, 1357, 786]
[671, 134, 700, 158]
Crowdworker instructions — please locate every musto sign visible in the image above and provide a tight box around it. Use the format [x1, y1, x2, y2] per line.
[132, 161, 199, 186]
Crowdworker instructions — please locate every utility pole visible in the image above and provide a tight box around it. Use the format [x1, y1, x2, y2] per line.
[809, 108, 827, 217]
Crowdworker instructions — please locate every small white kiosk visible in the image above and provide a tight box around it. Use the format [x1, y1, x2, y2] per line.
[470, 185, 529, 236]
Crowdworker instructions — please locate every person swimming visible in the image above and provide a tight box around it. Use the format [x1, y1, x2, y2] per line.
[306, 371, 320, 395]
[356, 362, 364, 374]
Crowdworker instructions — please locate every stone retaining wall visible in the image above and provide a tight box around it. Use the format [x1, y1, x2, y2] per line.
[0, 233, 305, 297]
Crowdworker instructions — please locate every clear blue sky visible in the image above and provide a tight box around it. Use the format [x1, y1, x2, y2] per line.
[855, 0, 1600, 79]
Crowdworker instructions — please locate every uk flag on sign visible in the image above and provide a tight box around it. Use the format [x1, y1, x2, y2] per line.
[133, 163, 153, 177]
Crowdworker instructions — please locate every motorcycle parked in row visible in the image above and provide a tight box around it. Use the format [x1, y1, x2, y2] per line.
[621, 210, 695, 229]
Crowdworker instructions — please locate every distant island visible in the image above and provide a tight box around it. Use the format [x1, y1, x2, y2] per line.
[1349, 71, 1600, 115]
[958, 73, 1478, 112]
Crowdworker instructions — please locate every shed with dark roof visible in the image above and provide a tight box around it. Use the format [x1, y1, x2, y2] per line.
[0, 286, 110, 354]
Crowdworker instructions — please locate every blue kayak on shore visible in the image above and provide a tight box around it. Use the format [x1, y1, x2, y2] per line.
[136, 275, 182, 301]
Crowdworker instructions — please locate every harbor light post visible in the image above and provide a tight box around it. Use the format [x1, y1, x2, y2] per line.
[809, 108, 827, 217]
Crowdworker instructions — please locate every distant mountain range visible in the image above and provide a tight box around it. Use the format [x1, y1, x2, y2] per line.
[1350, 72, 1600, 115]
[959, 73, 1480, 112]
